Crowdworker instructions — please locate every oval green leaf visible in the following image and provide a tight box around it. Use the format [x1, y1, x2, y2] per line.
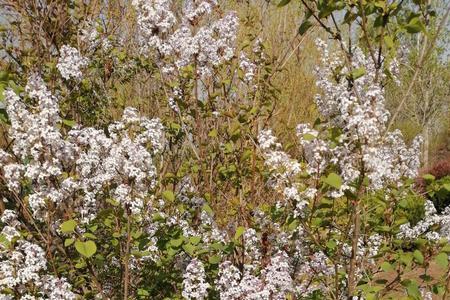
[75, 240, 97, 258]
[60, 219, 77, 234]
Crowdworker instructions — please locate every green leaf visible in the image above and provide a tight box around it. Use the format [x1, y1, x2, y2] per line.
[75, 240, 97, 258]
[404, 280, 421, 299]
[106, 198, 120, 206]
[0, 85, 5, 102]
[62, 119, 76, 128]
[167, 247, 178, 257]
[422, 174, 435, 181]
[287, 219, 299, 231]
[277, 0, 291, 7]
[434, 252, 448, 269]
[162, 190, 175, 202]
[380, 261, 394, 272]
[170, 122, 181, 132]
[208, 129, 218, 138]
[208, 255, 221, 264]
[0, 108, 8, 124]
[0, 71, 9, 82]
[400, 253, 413, 266]
[224, 142, 233, 154]
[374, 1, 385, 9]
[441, 244, 450, 253]
[132, 230, 142, 239]
[60, 219, 77, 233]
[202, 204, 213, 215]
[302, 133, 316, 141]
[234, 226, 245, 240]
[343, 11, 357, 24]
[319, 198, 333, 208]
[211, 242, 224, 251]
[317, 2, 335, 18]
[384, 35, 395, 49]
[311, 217, 323, 227]
[326, 240, 337, 250]
[64, 238, 75, 247]
[182, 243, 195, 256]
[298, 20, 313, 35]
[398, 198, 408, 208]
[350, 67, 366, 80]
[432, 283, 445, 295]
[0, 234, 11, 248]
[323, 173, 342, 189]
[419, 274, 432, 282]
[152, 213, 165, 222]
[170, 238, 184, 247]
[83, 232, 97, 240]
[377, 225, 391, 233]
[405, 17, 425, 34]
[413, 250, 424, 265]
[75, 261, 86, 269]
[189, 236, 201, 245]
[137, 289, 150, 296]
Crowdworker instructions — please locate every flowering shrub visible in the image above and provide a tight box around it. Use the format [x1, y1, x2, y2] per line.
[0, 1, 450, 300]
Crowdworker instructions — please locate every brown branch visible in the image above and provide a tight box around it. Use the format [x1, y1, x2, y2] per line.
[123, 211, 132, 300]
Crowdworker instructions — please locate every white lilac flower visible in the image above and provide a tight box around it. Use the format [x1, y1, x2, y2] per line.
[262, 252, 294, 299]
[0, 232, 75, 298]
[239, 52, 257, 83]
[215, 253, 294, 299]
[397, 201, 450, 241]
[182, 259, 210, 299]
[2, 75, 164, 222]
[132, 0, 176, 52]
[216, 261, 242, 300]
[312, 40, 422, 191]
[57, 45, 88, 80]
[420, 289, 433, 300]
[259, 39, 422, 201]
[244, 228, 261, 263]
[184, 0, 217, 22]
[257, 129, 302, 191]
[133, 0, 238, 78]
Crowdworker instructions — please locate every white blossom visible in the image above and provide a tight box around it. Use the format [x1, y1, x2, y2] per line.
[57, 45, 88, 80]
[182, 259, 210, 299]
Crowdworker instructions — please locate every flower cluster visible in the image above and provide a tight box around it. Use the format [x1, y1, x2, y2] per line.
[56, 45, 89, 80]
[2, 74, 164, 222]
[3, 74, 78, 219]
[71, 106, 164, 219]
[397, 200, 450, 241]
[132, 0, 238, 77]
[182, 259, 210, 299]
[262, 39, 422, 196]
[258, 129, 302, 190]
[239, 52, 257, 83]
[215, 252, 294, 300]
[311, 40, 421, 191]
[0, 211, 76, 299]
